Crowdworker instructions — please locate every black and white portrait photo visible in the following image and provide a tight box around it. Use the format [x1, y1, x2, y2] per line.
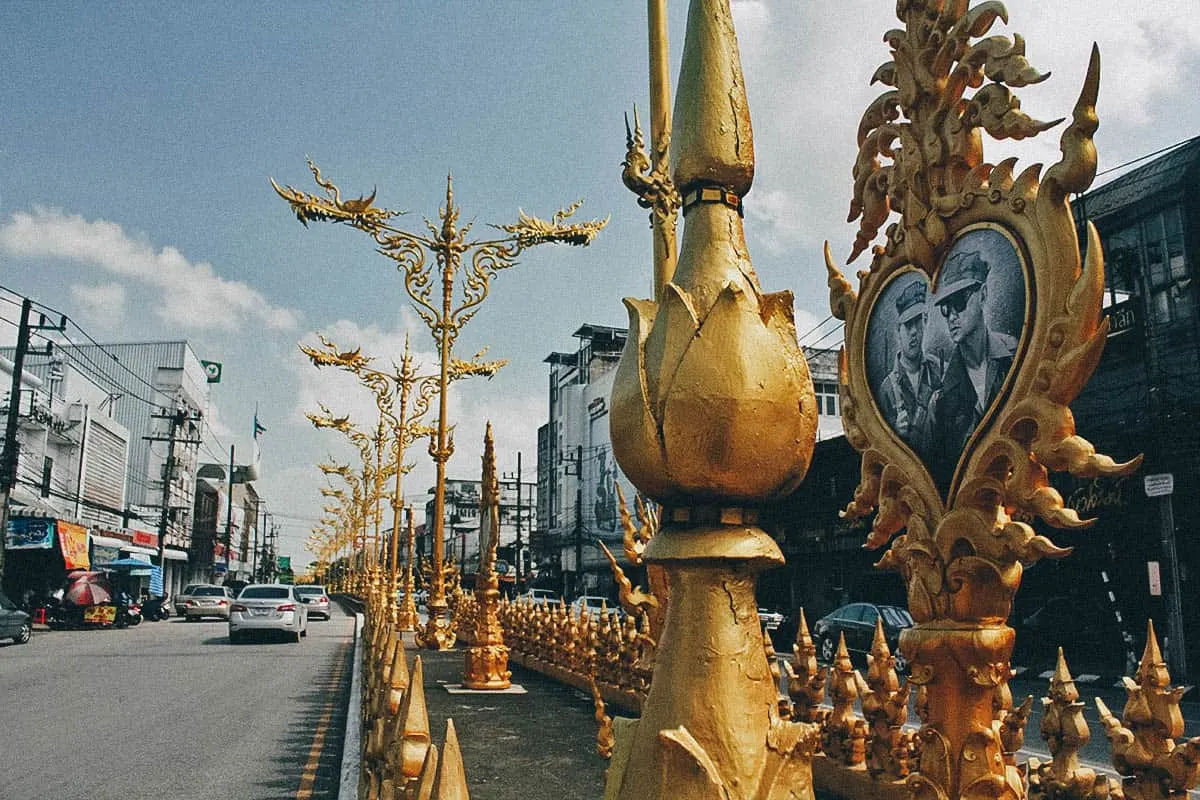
[866, 226, 1027, 496]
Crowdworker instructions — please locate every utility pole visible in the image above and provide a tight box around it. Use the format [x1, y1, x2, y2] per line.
[224, 444, 235, 581]
[570, 444, 583, 598]
[515, 451, 523, 586]
[0, 298, 63, 576]
[146, 408, 201, 592]
[503, 452, 525, 588]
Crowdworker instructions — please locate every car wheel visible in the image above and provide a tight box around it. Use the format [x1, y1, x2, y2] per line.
[14, 622, 31, 644]
[229, 631, 242, 644]
[819, 635, 836, 664]
[300, 626, 307, 638]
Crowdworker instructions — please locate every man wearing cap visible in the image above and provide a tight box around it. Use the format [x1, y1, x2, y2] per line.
[928, 250, 1018, 493]
[878, 278, 940, 459]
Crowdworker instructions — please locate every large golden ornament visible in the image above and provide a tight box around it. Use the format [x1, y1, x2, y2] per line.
[606, 1, 820, 798]
[827, 3, 1141, 799]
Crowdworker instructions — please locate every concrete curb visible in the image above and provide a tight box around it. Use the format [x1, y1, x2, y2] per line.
[338, 610, 364, 800]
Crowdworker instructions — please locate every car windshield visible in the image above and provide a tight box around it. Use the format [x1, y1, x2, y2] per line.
[240, 587, 290, 600]
[181, 585, 201, 595]
[881, 607, 913, 627]
[193, 586, 226, 597]
[295, 586, 324, 596]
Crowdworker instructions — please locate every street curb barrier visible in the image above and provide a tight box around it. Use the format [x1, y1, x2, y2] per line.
[338, 606, 364, 800]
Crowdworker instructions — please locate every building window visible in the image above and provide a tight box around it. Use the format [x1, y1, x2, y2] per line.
[814, 382, 839, 417]
[1101, 205, 1191, 325]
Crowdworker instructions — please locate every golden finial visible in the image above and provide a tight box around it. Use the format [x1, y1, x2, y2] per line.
[392, 655, 431, 781]
[433, 719, 470, 800]
[670, 0, 753, 196]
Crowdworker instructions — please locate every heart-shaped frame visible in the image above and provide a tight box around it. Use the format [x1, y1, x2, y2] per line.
[863, 224, 1031, 501]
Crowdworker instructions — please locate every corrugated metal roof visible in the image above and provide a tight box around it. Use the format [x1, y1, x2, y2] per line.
[1079, 137, 1200, 220]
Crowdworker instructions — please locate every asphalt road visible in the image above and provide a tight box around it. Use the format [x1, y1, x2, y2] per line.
[0, 603, 355, 800]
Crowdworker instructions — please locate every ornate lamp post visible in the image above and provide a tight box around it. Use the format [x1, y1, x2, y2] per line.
[274, 162, 607, 650]
[309, 406, 390, 593]
[302, 334, 464, 627]
[319, 460, 371, 593]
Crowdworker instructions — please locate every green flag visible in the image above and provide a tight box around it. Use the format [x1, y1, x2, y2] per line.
[200, 360, 222, 383]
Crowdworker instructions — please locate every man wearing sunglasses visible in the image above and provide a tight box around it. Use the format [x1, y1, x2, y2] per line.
[928, 250, 1017, 493]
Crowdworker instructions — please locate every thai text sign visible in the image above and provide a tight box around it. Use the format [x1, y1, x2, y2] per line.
[57, 521, 90, 570]
[6, 517, 55, 550]
[83, 605, 116, 624]
[1144, 473, 1174, 498]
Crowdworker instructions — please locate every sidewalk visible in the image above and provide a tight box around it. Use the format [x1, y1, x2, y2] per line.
[407, 636, 610, 800]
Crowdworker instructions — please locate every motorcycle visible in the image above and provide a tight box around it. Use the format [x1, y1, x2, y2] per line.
[115, 601, 142, 628]
[141, 595, 170, 621]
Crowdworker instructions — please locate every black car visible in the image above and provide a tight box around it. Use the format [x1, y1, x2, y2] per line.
[0, 591, 32, 645]
[812, 602, 913, 672]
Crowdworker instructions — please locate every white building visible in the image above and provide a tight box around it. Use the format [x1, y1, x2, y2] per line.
[9, 340, 215, 596]
[422, 477, 537, 586]
[534, 326, 843, 600]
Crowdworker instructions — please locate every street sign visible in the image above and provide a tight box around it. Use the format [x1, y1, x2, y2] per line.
[1144, 473, 1174, 497]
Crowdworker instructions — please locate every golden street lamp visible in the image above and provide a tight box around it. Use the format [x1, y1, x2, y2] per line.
[309, 407, 389, 591]
[274, 162, 607, 651]
[300, 334, 440, 628]
[319, 460, 370, 592]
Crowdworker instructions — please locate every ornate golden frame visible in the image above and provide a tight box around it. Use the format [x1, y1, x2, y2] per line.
[827, 5, 1142, 796]
[828, 12, 1140, 625]
[855, 219, 1034, 506]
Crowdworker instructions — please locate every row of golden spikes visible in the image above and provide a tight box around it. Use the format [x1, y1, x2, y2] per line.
[357, 592, 471, 799]
[486, 594, 651, 712]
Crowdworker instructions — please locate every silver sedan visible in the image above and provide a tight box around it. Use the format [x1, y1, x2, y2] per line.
[293, 585, 331, 620]
[228, 584, 309, 643]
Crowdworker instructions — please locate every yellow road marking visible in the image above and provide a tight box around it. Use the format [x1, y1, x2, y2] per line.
[296, 641, 351, 799]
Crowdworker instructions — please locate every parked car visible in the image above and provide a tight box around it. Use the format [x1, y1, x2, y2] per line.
[0, 591, 32, 645]
[570, 595, 620, 619]
[757, 608, 784, 633]
[229, 584, 309, 643]
[174, 584, 204, 617]
[184, 585, 234, 621]
[518, 588, 559, 606]
[395, 588, 429, 608]
[812, 602, 913, 672]
[294, 585, 331, 620]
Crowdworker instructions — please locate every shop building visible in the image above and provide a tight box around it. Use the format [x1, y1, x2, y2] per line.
[419, 477, 536, 590]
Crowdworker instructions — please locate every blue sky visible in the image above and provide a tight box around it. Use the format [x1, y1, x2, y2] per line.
[2, 1, 1196, 569]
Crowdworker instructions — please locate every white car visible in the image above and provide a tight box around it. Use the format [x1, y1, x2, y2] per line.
[294, 584, 331, 620]
[518, 588, 559, 606]
[228, 584, 309, 643]
[570, 595, 620, 619]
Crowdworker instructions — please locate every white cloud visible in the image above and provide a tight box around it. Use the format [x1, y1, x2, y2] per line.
[730, 0, 1200, 261]
[68, 282, 126, 329]
[0, 207, 301, 332]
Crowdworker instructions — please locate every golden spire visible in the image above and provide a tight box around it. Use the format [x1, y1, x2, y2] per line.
[392, 655, 431, 781]
[387, 635, 411, 716]
[434, 720, 470, 800]
[670, 0, 753, 196]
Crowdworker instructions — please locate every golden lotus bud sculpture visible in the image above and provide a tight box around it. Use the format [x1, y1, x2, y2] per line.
[605, 2, 820, 799]
[827, 2, 1142, 799]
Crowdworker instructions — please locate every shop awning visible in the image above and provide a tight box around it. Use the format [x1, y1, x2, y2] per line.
[121, 545, 158, 559]
[163, 548, 188, 561]
[91, 535, 128, 550]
